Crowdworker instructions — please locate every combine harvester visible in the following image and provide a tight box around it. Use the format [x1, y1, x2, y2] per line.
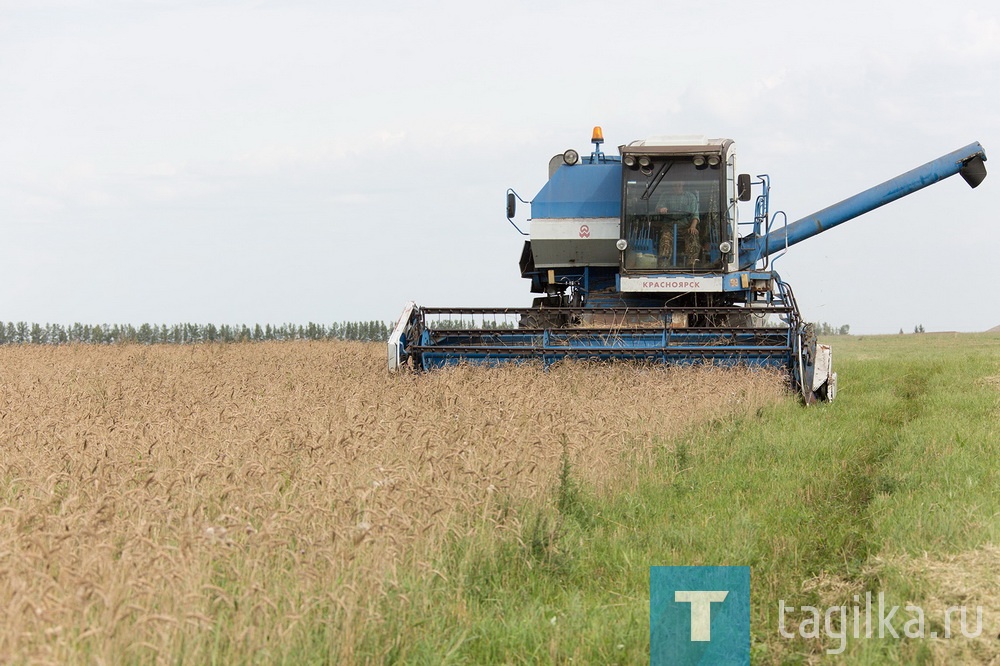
[389, 129, 987, 403]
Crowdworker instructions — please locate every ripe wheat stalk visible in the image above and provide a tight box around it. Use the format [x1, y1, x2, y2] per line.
[0, 342, 785, 663]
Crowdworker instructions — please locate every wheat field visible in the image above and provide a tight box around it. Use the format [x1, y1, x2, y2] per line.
[0, 341, 786, 663]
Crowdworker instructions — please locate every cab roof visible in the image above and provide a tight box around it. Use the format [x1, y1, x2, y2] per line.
[620, 136, 733, 156]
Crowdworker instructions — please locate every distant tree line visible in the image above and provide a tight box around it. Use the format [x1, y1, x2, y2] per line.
[427, 319, 516, 330]
[814, 322, 851, 336]
[0, 321, 395, 345]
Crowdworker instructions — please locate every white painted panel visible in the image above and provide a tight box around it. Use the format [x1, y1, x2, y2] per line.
[619, 276, 724, 292]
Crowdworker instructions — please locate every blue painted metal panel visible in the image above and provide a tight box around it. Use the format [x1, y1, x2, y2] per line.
[416, 327, 794, 374]
[530, 161, 622, 219]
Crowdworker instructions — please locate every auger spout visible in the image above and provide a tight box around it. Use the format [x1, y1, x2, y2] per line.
[739, 142, 987, 269]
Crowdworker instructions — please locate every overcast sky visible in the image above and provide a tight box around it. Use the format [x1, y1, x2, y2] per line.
[2, 0, 999, 334]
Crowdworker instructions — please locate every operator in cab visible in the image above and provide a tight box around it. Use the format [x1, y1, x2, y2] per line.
[656, 181, 701, 267]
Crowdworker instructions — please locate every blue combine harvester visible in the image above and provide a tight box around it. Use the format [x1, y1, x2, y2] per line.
[389, 129, 987, 403]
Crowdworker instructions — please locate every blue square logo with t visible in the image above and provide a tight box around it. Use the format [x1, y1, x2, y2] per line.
[650, 566, 750, 665]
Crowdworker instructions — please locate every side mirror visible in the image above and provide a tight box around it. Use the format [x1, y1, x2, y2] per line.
[737, 174, 752, 201]
[506, 191, 516, 218]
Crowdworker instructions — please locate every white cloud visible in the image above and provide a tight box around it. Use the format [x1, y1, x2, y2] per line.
[1, 1, 999, 329]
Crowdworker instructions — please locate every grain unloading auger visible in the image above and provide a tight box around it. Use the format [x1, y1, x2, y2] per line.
[389, 129, 987, 403]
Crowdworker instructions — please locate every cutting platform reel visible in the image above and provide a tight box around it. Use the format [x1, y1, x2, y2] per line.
[388, 302, 835, 403]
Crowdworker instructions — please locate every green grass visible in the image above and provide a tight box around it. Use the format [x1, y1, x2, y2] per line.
[358, 333, 1000, 664]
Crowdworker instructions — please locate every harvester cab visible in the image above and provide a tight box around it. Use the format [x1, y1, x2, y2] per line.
[522, 132, 754, 312]
[389, 128, 987, 404]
